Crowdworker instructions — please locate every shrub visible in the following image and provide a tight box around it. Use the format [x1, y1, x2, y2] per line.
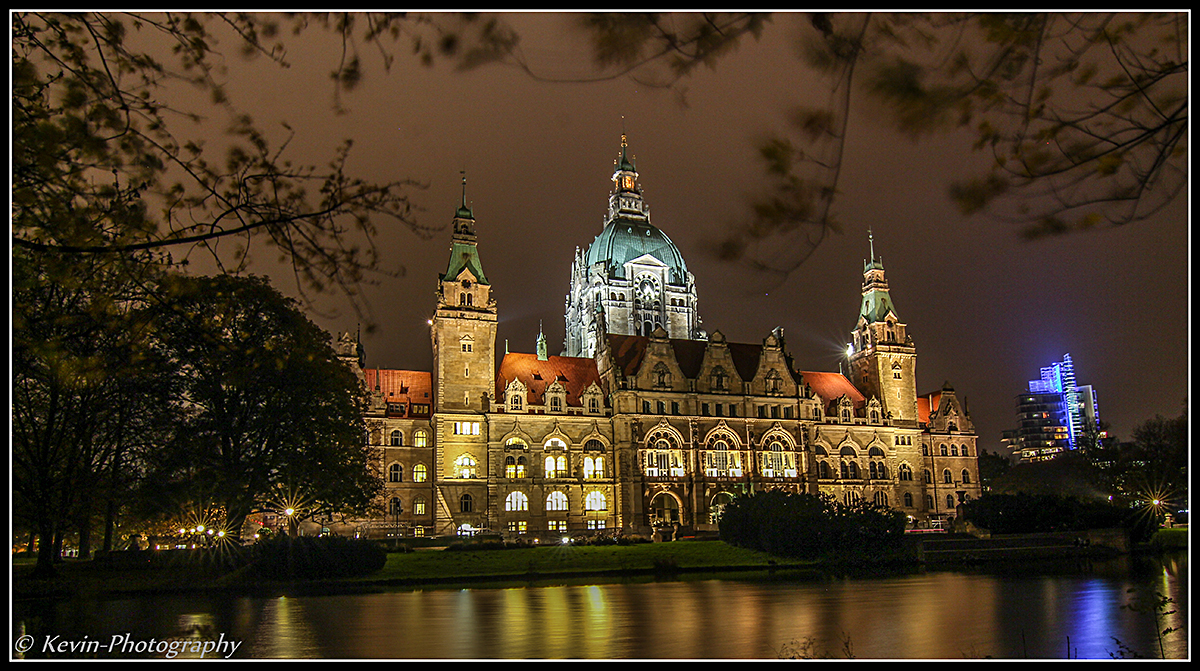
[719, 490, 906, 560]
[961, 493, 1132, 535]
[248, 536, 386, 580]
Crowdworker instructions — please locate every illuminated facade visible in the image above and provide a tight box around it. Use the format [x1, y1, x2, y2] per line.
[339, 138, 982, 539]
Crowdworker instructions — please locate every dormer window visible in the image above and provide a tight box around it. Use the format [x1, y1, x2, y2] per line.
[711, 366, 728, 392]
[766, 369, 782, 395]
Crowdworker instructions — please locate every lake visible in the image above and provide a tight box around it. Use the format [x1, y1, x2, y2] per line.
[12, 552, 1187, 659]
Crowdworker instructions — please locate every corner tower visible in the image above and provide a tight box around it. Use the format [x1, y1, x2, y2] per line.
[847, 230, 918, 424]
[565, 134, 702, 357]
[431, 176, 497, 412]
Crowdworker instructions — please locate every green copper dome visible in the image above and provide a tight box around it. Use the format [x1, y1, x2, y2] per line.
[585, 216, 689, 284]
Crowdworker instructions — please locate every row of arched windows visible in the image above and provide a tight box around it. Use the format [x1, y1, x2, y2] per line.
[504, 437, 606, 452]
[382, 429, 430, 447]
[387, 496, 428, 516]
[502, 490, 608, 513]
[923, 443, 973, 457]
[816, 460, 891, 480]
[387, 462, 428, 483]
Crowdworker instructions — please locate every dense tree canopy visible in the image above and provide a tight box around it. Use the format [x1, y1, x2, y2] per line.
[142, 274, 381, 536]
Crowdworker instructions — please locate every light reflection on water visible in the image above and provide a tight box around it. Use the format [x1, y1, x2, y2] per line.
[14, 554, 1187, 659]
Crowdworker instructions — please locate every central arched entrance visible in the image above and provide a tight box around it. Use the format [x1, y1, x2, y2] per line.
[649, 491, 681, 526]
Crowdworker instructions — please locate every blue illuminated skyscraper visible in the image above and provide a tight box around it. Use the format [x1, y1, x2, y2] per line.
[1013, 354, 1100, 462]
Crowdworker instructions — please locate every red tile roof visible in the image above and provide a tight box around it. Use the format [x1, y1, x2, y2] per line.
[496, 353, 605, 407]
[364, 369, 432, 412]
[918, 391, 942, 425]
[797, 371, 866, 406]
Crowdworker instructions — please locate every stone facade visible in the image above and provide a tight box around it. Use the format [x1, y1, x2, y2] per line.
[338, 139, 982, 540]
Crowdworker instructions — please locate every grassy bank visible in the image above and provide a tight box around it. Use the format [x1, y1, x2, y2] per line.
[12, 540, 812, 599]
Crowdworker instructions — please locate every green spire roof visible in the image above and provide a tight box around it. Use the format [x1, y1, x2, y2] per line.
[441, 173, 488, 284]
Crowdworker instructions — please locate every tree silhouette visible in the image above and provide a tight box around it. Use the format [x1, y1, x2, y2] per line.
[550, 12, 1188, 275]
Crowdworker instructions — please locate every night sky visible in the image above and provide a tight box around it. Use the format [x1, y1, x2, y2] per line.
[193, 13, 1189, 453]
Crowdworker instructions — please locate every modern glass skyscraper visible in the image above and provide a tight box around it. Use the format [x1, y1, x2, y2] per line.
[1013, 354, 1100, 462]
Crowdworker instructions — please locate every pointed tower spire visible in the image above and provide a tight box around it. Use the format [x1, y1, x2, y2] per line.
[456, 170, 472, 220]
[536, 321, 548, 361]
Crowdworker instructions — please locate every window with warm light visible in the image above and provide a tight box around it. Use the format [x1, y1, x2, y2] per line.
[544, 455, 567, 478]
[413, 463, 428, 482]
[585, 491, 607, 512]
[454, 454, 478, 478]
[546, 491, 568, 512]
[505, 491, 529, 512]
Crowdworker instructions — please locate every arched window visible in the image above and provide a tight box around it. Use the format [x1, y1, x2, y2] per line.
[951, 444, 959, 456]
[869, 462, 879, 480]
[454, 454, 478, 479]
[547, 492, 568, 511]
[922, 445, 929, 456]
[390, 430, 403, 446]
[847, 462, 860, 480]
[584, 456, 604, 479]
[873, 491, 889, 507]
[923, 469, 932, 484]
[584, 439, 604, 451]
[413, 464, 428, 482]
[840, 461, 849, 479]
[962, 469, 971, 484]
[940, 444, 948, 456]
[459, 494, 473, 513]
[819, 461, 832, 479]
[545, 455, 567, 478]
[899, 464, 913, 481]
[505, 491, 529, 512]
[943, 469, 953, 484]
[877, 463, 888, 480]
[585, 491, 607, 511]
[546, 491, 569, 512]
[947, 494, 956, 509]
[413, 430, 428, 447]
[505, 455, 517, 479]
[389, 463, 402, 483]
[389, 497, 403, 516]
[961, 444, 971, 457]
[903, 492, 913, 507]
[761, 439, 792, 476]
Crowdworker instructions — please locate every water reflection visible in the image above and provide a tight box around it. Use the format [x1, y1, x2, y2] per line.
[13, 554, 1187, 659]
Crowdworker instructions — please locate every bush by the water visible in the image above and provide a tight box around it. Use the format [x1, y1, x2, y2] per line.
[248, 535, 387, 579]
[960, 493, 1149, 539]
[718, 490, 906, 560]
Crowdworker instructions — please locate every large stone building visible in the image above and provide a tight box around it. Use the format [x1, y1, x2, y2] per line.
[336, 137, 982, 540]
